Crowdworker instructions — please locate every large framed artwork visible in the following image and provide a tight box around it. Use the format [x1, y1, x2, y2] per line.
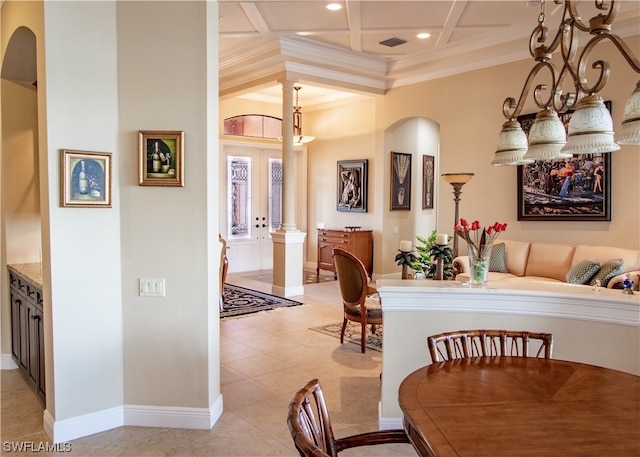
[337, 159, 368, 212]
[60, 149, 112, 208]
[138, 130, 184, 187]
[391, 151, 411, 211]
[422, 155, 435, 210]
[516, 102, 612, 221]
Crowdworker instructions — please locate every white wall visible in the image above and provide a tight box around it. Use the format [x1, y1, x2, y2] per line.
[41, 0, 124, 427]
[381, 117, 440, 275]
[116, 0, 221, 417]
[1, 0, 221, 442]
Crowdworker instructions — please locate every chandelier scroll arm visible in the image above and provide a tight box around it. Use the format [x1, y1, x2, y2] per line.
[502, 61, 559, 120]
[576, 33, 640, 96]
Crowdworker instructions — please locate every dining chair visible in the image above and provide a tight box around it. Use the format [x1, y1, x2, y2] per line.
[219, 234, 228, 311]
[332, 248, 381, 353]
[287, 378, 409, 457]
[427, 329, 553, 363]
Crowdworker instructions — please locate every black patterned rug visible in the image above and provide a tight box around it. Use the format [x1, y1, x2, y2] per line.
[220, 284, 303, 318]
[309, 321, 382, 352]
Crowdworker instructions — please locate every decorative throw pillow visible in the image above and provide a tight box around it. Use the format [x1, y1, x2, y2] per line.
[489, 243, 508, 273]
[589, 259, 624, 287]
[566, 259, 601, 284]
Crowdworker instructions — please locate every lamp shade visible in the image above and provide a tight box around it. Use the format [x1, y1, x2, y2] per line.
[523, 109, 572, 161]
[615, 81, 640, 145]
[561, 95, 621, 155]
[491, 119, 533, 166]
[442, 173, 474, 184]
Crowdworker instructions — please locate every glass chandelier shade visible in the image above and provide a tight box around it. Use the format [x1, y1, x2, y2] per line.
[522, 109, 572, 161]
[491, 120, 533, 166]
[494, 0, 639, 166]
[279, 86, 316, 146]
[561, 95, 621, 155]
[615, 81, 640, 145]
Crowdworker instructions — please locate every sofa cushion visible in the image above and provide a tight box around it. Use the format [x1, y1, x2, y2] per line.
[489, 243, 508, 273]
[566, 259, 601, 284]
[590, 259, 624, 287]
[501, 240, 531, 277]
[525, 243, 576, 282]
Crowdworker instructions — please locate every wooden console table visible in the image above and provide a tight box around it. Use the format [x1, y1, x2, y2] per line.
[399, 356, 640, 457]
[316, 228, 372, 281]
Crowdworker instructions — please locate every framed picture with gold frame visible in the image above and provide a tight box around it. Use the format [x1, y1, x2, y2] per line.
[60, 149, 112, 208]
[138, 130, 184, 186]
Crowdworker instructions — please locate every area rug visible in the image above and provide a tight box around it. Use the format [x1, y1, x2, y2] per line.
[221, 284, 303, 319]
[310, 321, 382, 352]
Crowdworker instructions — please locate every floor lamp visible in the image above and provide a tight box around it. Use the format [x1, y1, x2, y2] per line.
[442, 173, 474, 258]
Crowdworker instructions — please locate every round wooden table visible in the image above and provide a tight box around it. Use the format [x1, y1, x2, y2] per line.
[399, 357, 640, 457]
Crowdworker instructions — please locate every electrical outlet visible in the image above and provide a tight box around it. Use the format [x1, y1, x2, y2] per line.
[139, 278, 165, 297]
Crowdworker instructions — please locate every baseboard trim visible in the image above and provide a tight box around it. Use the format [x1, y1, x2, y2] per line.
[124, 394, 224, 429]
[272, 284, 305, 298]
[378, 402, 403, 430]
[43, 395, 224, 443]
[1, 354, 18, 370]
[44, 406, 124, 443]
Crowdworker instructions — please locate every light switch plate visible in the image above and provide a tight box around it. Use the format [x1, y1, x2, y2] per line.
[139, 278, 165, 297]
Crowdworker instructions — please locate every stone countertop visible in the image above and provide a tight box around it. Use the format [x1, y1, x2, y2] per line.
[8, 263, 43, 289]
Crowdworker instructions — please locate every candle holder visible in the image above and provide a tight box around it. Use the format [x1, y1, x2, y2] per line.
[395, 249, 417, 280]
[433, 241, 449, 281]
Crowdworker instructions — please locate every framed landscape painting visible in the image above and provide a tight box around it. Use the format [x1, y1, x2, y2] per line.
[516, 102, 612, 221]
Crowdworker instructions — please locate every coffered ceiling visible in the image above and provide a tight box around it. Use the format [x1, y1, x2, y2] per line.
[218, 0, 640, 106]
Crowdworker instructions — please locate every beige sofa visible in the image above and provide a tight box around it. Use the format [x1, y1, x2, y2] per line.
[454, 240, 640, 290]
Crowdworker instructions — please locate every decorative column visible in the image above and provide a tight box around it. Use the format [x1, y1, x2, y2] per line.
[272, 79, 306, 297]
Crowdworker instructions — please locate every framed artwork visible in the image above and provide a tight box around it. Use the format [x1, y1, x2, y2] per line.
[138, 130, 184, 186]
[422, 155, 435, 210]
[337, 159, 368, 212]
[516, 102, 611, 221]
[391, 151, 411, 210]
[61, 150, 112, 208]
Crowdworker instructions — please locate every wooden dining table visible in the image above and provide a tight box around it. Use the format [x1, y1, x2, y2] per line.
[398, 356, 640, 457]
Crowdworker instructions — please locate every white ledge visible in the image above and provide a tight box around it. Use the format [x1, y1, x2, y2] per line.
[377, 279, 640, 327]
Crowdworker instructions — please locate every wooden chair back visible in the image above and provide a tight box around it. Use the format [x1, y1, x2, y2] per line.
[332, 248, 368, 307]
[287, 379, 410, 457]
[427, 329, 553, 363]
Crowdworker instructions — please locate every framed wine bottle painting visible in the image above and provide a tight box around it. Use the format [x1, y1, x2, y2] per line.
[138, 130, 184, 187]
[60, 149, 112, 208]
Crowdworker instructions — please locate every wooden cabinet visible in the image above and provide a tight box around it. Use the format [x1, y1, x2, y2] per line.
[317, 229, 373, 280]
[9, 267, 45, 401]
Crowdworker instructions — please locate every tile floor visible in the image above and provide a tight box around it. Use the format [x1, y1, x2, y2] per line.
[1, 271, 416, 457]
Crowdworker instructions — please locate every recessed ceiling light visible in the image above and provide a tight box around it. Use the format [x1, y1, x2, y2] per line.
[417, 32, 431, 39]
[326, 3, 342, 11]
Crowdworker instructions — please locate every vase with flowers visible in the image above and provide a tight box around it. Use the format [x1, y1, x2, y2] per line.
[454, 218, 507, 286]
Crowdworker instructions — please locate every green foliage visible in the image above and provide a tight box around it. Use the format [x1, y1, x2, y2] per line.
[412, 230, 455, 279]
[395, 251, 417, 267]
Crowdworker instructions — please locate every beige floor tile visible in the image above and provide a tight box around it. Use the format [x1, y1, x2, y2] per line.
[1, 270, 417, 457]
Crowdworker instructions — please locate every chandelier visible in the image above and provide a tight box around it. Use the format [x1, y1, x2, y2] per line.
[279, 86, 316, 146]
[492, 0, 640, 166]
